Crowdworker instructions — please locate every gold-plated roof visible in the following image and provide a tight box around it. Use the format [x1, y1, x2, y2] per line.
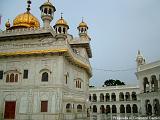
[13, 11, 40, 28]
[55, 17, 69, 29]
[78, 21, 88, 29]
[40, 1, 56, 11]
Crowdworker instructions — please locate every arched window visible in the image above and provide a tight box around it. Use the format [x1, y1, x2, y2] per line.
[6, 74, 9, 82]
[132, 92, 137, 100]
[100, 105, 105, 114]
[106, 105, 110, 113]
[120, 105, 125, 113]
[93, 94, 97, 102]
[145, 99, 152, 115]
[10, 73, 14, 82]
[77, 105, 82, 112]
[42, 72, 48, 82]
[58, 27, 61, 33]
[63, 28, 66, 34]
[143, 77, 149, 93]
[100, 93, 104, 102]
[49, 9, 52, 15]
[119, 92, 124, 101]
[44, 8, 47, 14]
[66, 103, 72, 112]
[132, 104, 138, 113]
[81, 28, 84, 33]
[153, 99, 160, 115]
[105, 93, 110, 102]
[111, 93, 116, 101]
[125, 92, 130, 101]
[126, 104, 131, 113]
[15, 74, 18, 82]
[93, 105, 97, 113]
[151, 75, 158, 92]
[112, 105, 117, 113]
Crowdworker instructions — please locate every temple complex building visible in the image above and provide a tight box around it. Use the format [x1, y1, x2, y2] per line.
[0, 0, 92, 120]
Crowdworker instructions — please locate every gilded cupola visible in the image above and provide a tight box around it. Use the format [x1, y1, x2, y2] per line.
[54, 13, 69, 40]
[13, 12, 40, 29]
[40, 0, 56, 29]
[54, 14, 69, 29]
[7, 0, 40, 30]
[77, 18, 89, 38]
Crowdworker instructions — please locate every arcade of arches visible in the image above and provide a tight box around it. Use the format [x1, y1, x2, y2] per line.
[91, 104, 138, 114]
[89, 92, 137, 102]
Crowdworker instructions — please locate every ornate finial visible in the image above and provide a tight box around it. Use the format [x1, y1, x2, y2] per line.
[61, 13, 63, 19]
[27, 0, 31, 12]
[48, 0, 50, 2]
[82, 17, 84, 22]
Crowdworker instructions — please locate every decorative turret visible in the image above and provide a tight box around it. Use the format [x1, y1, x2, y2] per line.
[40, 0, 56, 29]
[77, 18, 88, 38]
[5, 19, 10, 30]
[54, 13, 69, 40]
[136, 50, 146, 67]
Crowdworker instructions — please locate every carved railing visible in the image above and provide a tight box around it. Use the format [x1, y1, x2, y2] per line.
[0, 27, 55, 37]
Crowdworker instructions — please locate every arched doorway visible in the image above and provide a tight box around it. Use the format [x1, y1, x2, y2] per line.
[126, 104, 131, 113]
[125, 92, 130, 101]
[119, 92, 124, 101]
[132, 104, 138, 113]
[120, 105, 125, 113]
[100, 105, 105, 114]
[106, 105, 110, 114]
[93, 94, 97, 102]
[105, 93, 110, 102]
[112, 105, 117, 113]
[143, 77, 149, 93]
[151, 75, 158, 92]
[66, 103, 72, 112]
[100, 93, 104, 102]
[145, 100, 152, 115]
[111, 93, 116, 101]
[153, 99, 160, 115]
[132, 92, 137, 101]
[93, 105, 97, 113]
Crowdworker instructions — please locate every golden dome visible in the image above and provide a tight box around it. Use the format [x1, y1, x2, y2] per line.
[78, 21, 88, 29]
[13, 11, 40, 28]
[55, 17, 69, 29]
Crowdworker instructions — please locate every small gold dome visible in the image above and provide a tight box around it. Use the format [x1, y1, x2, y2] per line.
[55, 17, 69, 29]
[5, 19, 11, 28]
[78, 21, 88, 29]
[13, 11, 40, 28]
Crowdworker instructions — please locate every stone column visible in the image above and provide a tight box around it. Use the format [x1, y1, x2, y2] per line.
[97, 105, 100, 113]
[97, 93, 100, 102]
[116, 93, 119, 101]
[117, 104, 120, 114]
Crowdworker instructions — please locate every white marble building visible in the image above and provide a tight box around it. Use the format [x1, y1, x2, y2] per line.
[136, 51, 160, 116]
[89, 85, 140, 114]
[0, 0, 92, 120]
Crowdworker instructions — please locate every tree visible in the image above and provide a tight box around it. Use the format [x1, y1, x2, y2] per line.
[103, 79, 125, 86]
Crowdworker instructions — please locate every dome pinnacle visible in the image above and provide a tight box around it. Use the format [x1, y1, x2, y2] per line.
[27, 0, 31, 12]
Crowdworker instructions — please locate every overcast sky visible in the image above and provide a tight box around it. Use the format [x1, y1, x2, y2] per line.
[1, 0, 160, 87]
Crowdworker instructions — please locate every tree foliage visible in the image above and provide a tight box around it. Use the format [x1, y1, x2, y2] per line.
[103, 79, 125, 86]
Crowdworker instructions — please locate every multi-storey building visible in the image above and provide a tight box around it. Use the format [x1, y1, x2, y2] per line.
[89, 85, 140, 114]
[136, 51, 160, 116]
[0, 0, 92, 120]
